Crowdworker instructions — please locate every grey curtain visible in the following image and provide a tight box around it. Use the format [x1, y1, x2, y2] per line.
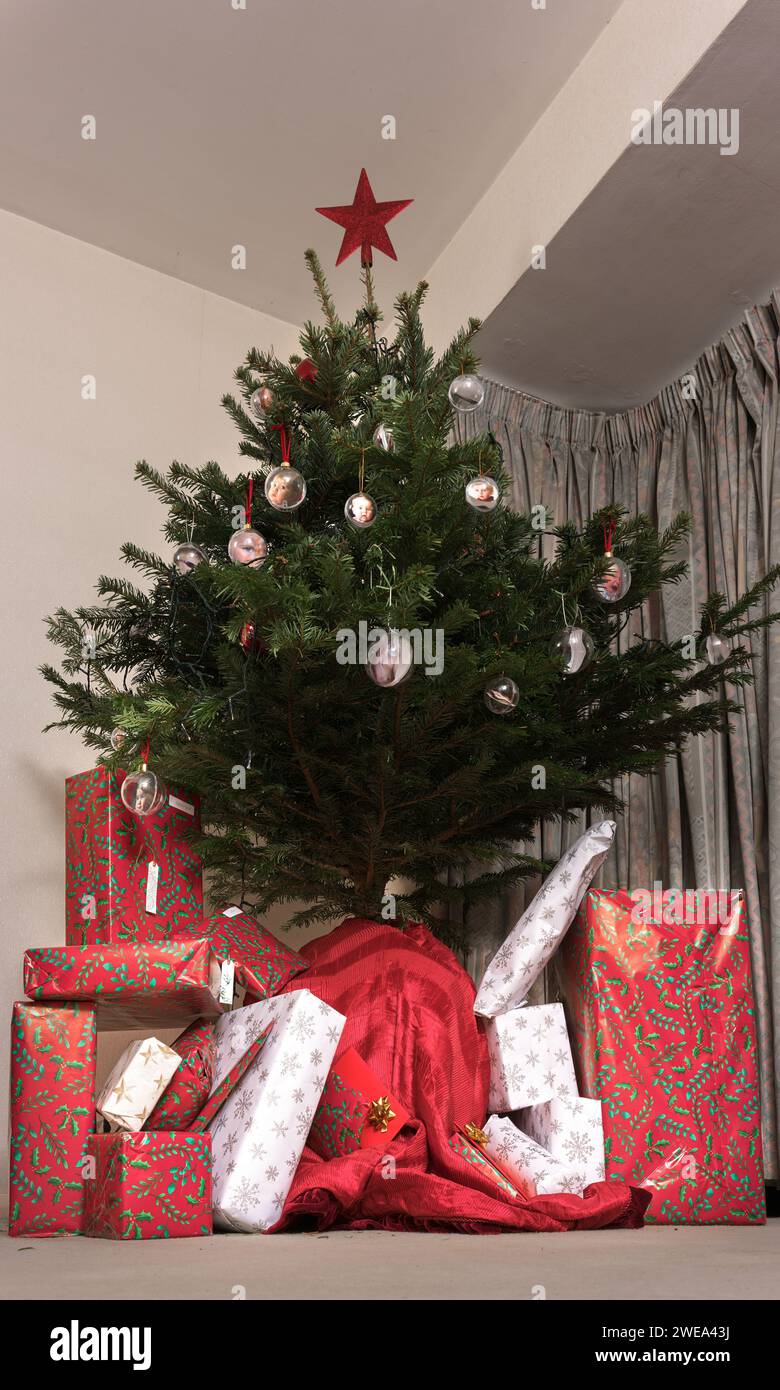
[457, 291, 780, 1179]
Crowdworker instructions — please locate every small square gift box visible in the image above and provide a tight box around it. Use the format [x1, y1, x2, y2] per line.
[514, 1096, 605, 1188]
[65, 766, 203, 945]
[447, 1123, 523, 1200]
[308, 1047, 410, 1159]
[483, 1002, 578, 1113]
[208, 989, 346, 1232]
[474, 820, 615, 1016]
[96, 1036, 182, 1132]
[9, 1001, 96, 1237]
[83, 1132, 212, 1240]
[171, 906, 307, 1002]
[483, 1115, 585, 1196]
[23, 939, 225, 1030]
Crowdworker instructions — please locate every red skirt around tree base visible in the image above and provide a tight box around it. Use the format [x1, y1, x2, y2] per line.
[274, 919, 648, 1233]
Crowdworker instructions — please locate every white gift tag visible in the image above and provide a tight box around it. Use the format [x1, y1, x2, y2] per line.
[168, 794, 195, 816]
[145, 861, 159, 914]
[219, 959, 236, 1006]
[222, 906, 243, 918]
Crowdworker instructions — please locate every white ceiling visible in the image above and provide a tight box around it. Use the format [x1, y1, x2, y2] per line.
[4, 0, 775, 410]
[0, 0, 622, 325]
[477, 0, 780, 408]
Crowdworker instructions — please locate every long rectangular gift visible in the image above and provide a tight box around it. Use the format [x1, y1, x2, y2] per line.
[208, 989, 346, 1232]
[145, 1020, 216, 1130]
[24, 939, 226, 1030]
[83, 1132, 212, 1239]
[447, 1126, 522, 1200]
[482, 1002, 579, 1113]
[170, 906, 307, 1002]
[557, 887, 766, 1224]
[474, 820, 615, 1016]
[9, 1001, 96, 1236]
[65, 766, 203, 945]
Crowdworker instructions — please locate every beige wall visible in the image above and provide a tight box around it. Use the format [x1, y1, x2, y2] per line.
[0, 209, 311, 1181]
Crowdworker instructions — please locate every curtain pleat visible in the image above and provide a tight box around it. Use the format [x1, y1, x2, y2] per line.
[457, 294, 780, 1177]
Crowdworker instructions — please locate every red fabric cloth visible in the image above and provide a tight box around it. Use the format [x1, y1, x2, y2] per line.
[274, 918, 648, 1233]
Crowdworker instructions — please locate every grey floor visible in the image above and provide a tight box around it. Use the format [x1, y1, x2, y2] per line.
[2, 1222, 779, 1300]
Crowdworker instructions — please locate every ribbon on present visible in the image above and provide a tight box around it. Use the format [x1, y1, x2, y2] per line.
[307, 1047, 410, 1159]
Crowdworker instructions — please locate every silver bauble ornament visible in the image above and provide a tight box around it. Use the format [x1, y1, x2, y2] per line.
[372, 422, 394, 452]
[484, 675, 520, 715]
[365, 629, 414, 688]
[265, 465, 307, 511]
[249, 386, 274, 417]
[345, 492, 377, 529]
[448, 373, 485, 414]
[228, 526, 268, 567]
[173, 542, 206, 575]
[550, 626, 594, 675]
[465, 475, 500, 512]
[120, 767, 167, 818]
[592, 555, 631, 603]
[110, 728, 128, 752]
[705, 633, 730, 665]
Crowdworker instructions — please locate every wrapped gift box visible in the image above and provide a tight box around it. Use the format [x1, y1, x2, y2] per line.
[482, 1002, 578, 1113]
[9, 1001, 96, 1236]
[557, 888, 766, 1224]
[24, 939, 225, 1030]
[65, 766, 203, 945]
[83, 1132, 212, 1239]
[96, 1036, 181, 1132]
[475, 820, 615, 1016]
[484, 1115, 585, 1196]
[448, 1126, 522, 1200]
[146, 1019, 216, 1130]
[514, 1096, 605, 1187]
[189, 1021, 274, 1131]
[171, 906, 307, 1001]
[308, 1047, 410, 1159]
[209, 990, 346, 1232]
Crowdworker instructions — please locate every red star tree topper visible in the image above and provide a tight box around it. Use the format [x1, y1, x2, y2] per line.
[316, 168, 413, 267]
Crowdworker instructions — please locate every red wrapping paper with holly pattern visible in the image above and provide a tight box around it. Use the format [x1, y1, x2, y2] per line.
[65, 767, 203, 945]
[83, 1132, 212, 1239]
[171, 906, 307, 1001]
[9, 1001, 96, 1236]
[556, 888, 765, 1224]
[447, 1127, 522, 1199]
[145, 1019, 216, 1130]
[308, 1047, 409, 1158]
[188, 1021, 275, 1131]
[24, 940, 225, 1030]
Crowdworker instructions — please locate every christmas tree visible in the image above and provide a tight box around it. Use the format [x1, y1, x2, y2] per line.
[43, 248, 780, 941]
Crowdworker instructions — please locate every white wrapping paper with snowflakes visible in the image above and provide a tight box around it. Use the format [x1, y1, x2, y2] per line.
[208, 989, 346, 1233]
[514, 1095, 605, 1188]
[474, 820, 615, 1016]
[483, 1002, 578, 1113]
[483, 1115, 585, 1196]
[96, 1036, 181, 1132]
